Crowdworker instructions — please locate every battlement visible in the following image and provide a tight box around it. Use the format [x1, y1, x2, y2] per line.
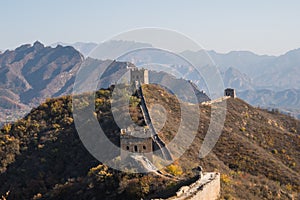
[130, 68, 149, 85]
[224, 88, 236, 98]
[120, 126, 151, 138]
[120, 126, 153, 161]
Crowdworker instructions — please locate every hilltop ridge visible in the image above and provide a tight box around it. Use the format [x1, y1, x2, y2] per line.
[0, 84, 299, 199]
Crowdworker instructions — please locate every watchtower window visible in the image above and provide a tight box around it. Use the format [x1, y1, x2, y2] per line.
[126, 146, 130, 151]
[134, 145, 138, 152]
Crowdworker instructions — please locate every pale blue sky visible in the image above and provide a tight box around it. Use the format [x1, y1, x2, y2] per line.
[1, 0, 300, 55]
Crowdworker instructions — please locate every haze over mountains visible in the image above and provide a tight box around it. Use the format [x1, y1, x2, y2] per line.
[54, 40, 300, 90]
[102, 41, 300, 117]
[55, 40, 300, 117]
[0, 42, 138, 125]
[51, 42, 97, 57]
[1, 40, 300, 122]
[184, 49, 300, 117]
[0, 41, 210, 125]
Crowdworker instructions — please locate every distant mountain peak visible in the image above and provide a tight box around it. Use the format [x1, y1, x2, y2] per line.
[15, 44, 31, 52]
[50, 42, 98, 57]
[228, 50, 255, 54]
[33, 40, 44, 47]
[281, 48, 300, 57]
[13, 41, 46, 53]
[0, 41, 83, 109]
[32, 41, 45, 51]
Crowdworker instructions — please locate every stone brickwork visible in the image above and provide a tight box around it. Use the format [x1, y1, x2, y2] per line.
[224, 88, 236, 98]
[130, 68, 149, 85]
[120, 127, 153, 162]
[188, 173, 220, 200]
[156, 172, 220, 200]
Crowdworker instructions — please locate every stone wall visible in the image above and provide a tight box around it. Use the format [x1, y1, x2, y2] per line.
[120, 135, 153, 161]
[188, 173, 220, 200]
[130, 68, 149, 85]
[157, 172, 220, 200]
[224, 88, 236, 98]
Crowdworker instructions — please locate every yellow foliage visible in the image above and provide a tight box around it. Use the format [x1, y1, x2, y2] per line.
[52, 123, 60, 130]
[16, 125, 26, 132]
[281, 149, 286, 154]
[63, 117, 73, 125]
[2, 124, 12, 133]
[4, 135, 15, 142]
[285, 183, 293, 192]
[166, 164, 183, 176]
[221, 174, 231, 185]
[40, 102, 48, 109]
[88, 164, 112, 181]
[95, 98, 104, 105]
[271, 149, 278, 154]
[240, 127, 246, 132]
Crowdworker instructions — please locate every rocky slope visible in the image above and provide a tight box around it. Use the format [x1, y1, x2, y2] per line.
[0, 42, 136, 126]
[0, 41, 83, 103]
[0, 42, 210, 126]
[0, 41, 84, 125]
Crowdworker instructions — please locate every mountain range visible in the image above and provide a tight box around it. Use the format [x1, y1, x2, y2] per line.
[1, 40, 300, 122]
[60, 40, 300, 117]
[47, 40, 300, 90]
[0, 41, 83, 125]
[0, 41, 209, 125]
[49, 40, 300, 90]
[50, 42, 97, 57]
[0, 42, 136, 125]
[206, 49, 300, 117]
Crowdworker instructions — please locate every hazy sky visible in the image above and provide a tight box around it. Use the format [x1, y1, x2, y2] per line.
[1, 0, 300, 55]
